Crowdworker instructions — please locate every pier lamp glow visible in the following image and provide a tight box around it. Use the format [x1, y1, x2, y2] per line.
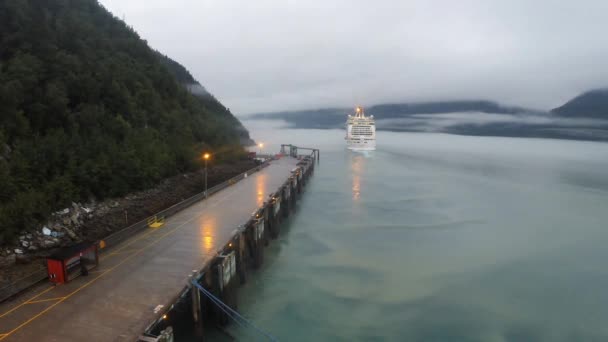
[203, 153, 211, 198]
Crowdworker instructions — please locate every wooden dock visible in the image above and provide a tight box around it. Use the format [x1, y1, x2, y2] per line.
[0, 152, 316, 341]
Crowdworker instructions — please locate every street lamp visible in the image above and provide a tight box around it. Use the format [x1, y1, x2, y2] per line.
[203, 153, 210, 198]
[258, 142, 264, 156]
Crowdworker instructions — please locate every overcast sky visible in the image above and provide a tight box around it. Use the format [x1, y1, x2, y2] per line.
[99, 0, 608, 115]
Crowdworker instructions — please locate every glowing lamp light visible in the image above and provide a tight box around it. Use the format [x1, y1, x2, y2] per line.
[203, 153, 210, 160]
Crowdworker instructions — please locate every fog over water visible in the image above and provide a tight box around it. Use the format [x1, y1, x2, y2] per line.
[216, 121, 608, 341]
[375, 112, 608, 132]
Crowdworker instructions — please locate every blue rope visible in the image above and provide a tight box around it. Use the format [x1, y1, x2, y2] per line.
[200, 286, 249, 331]
[192, 280, 279, 342]
[192, 281, 278, 341]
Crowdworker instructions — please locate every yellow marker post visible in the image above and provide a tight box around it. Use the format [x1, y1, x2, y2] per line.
[147, 216, 165, 228]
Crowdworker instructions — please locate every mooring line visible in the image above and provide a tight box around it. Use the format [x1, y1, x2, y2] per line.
[191, 281, 279, 341]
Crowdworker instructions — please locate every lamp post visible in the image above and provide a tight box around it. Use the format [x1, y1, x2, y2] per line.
[258, 142, 264, 157]
[203, 153, 210, 198]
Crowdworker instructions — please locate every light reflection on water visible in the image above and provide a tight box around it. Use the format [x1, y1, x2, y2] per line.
[351, 154, 363, 201]
[220, 121, 608, 341]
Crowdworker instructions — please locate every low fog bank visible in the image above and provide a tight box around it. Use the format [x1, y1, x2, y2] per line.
[250, 110, 608, 142]
[376, 112, 608, 141]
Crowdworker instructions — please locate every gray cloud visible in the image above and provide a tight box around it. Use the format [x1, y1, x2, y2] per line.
[100, 0, 608, 114]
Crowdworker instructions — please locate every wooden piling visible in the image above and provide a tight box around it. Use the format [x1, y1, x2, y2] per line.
[236, 233, 247, 285]
[282, 185, 290, 219]
[271, 193, 283, 238]
[252, 218, 265, 268]
[215, 251, 238, 326]
[191, 279, 204, 339]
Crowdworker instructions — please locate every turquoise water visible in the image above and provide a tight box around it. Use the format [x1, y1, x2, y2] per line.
[229, 121, 608, 341]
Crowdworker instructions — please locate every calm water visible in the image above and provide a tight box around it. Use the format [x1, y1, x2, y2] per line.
[228, 120, 608, 341]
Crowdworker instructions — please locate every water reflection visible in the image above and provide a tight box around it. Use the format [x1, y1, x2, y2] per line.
[351, 154, 365, 201]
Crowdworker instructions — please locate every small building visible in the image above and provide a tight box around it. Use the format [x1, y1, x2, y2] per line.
[46, 242, 98, 284]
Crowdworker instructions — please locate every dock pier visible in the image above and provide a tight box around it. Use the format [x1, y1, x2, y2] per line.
[0, 146, 317, 342]
[150, 152, 316, 341]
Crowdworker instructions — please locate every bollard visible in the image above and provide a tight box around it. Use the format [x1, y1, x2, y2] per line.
[158, 327, 174, 342]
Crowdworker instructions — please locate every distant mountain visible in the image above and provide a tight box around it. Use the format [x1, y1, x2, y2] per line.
[251, 100, 537, 129]
[249, 100, 608, 142]
[552, 89, 608, 118]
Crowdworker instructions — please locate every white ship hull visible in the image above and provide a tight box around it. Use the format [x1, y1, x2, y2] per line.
[346, 107, 376, 151]
[347, 139, 376, 150]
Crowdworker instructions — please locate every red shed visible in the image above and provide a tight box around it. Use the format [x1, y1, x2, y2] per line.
[46, 242, 98, 284]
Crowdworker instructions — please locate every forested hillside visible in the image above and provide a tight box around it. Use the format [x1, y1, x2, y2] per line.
[0, 0, 250, 243]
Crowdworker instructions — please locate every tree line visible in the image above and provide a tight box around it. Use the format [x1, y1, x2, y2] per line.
[0, 0, 249, 243]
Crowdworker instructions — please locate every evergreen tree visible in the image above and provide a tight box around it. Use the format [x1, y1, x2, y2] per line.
[0, 0, 250, 243]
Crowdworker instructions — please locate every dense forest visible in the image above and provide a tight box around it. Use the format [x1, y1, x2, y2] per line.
[0, 0, 251, 243]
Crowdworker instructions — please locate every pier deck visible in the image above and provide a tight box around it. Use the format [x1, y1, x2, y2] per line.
[0, 157, 299, 342]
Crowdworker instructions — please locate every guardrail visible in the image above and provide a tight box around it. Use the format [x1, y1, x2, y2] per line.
[0, 160, 271, 303]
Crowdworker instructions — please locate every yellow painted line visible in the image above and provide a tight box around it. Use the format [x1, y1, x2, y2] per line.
[88, 269, 107, 274]
[0, 208, 203, 340]
[25, 297, 66, 305]
[107, 248, 142, 256]
[0, 173, 260, 340]
[1, 211, 166, 321]
[0, 285, 54, 319]
[99, 227, 158, 261]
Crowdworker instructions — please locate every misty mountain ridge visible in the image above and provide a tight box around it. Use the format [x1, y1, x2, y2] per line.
[250, 90, 608, 142]
[552, 88, 608, 118]
[251, 100, 545, 130]
[156, 52, 254, 145]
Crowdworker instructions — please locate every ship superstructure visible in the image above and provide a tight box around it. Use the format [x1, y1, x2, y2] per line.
[346, 106, 376, 150]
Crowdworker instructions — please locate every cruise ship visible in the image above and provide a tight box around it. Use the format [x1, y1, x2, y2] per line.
[346, 106, 376, 150]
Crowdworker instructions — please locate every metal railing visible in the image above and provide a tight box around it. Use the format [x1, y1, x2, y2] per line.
[0, 161, 271, 303]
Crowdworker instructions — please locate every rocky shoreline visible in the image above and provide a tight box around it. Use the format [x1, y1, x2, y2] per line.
[0, 159, 258, 287]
